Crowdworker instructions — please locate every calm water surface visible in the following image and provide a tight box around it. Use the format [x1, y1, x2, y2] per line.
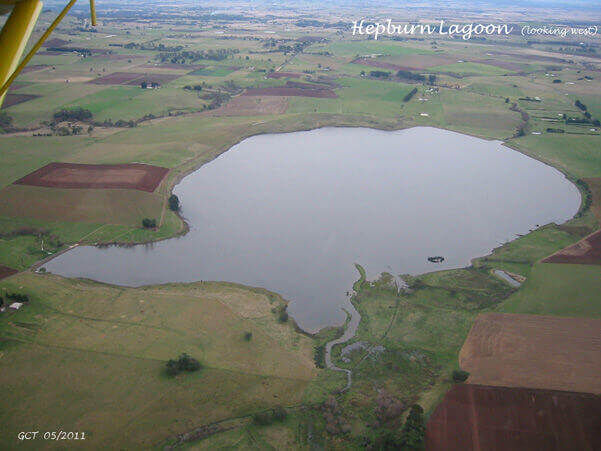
[44, 127, 580, 332]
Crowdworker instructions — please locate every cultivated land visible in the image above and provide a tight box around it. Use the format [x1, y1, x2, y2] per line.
[460, 312, 601, 394]
[14, 162, 169, 192]
[0, 1, 601, 448]
[426, 384, 601, 451]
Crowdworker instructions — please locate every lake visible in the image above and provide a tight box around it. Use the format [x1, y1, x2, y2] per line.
[44, 127, 581, 332]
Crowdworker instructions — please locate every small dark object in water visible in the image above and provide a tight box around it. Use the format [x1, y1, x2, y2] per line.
[428, 256, 445, 263]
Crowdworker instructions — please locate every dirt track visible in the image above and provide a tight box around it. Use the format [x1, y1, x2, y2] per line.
[426, 384, 601, 451]
[459, 312, 601, 394]
[14, 163, 169, 193]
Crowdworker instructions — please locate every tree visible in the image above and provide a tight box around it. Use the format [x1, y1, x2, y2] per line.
[399, 404, 425, 450]
[452, 369, 470, 382]
[165, 353, 202, 376]
[142, 218, 157, 229]
[244, 331, 253, 341]
[141, 81, 148, 89]
[168, 194, 180, 211]
[278, 311, 288, 323]
[273, 405, 287, 421]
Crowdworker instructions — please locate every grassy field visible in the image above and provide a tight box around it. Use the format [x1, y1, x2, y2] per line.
[0, 273, 317, 449]
[499, 263, 601, 318]
[1, 10, 601, 449]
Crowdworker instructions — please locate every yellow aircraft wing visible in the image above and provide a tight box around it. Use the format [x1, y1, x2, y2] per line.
[0, 0, 97, 108]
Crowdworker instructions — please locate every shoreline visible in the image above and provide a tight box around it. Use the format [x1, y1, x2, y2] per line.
[6, 121, 587, 339]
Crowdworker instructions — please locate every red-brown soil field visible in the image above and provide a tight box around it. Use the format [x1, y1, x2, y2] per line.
[0, 265, 18, 281]
[267, 72, 302, 79]
[426, 384, 601, 451]
[43, 38, 69, 47]
[14, 163, 169, 193]
[2, 94, 40, 108]
[243, 84, 337, 98]
[459, 312, 601, 394]
[542, 229, 601, 265]
[213, 95, 288, 116]
[352, 54, 456, 71]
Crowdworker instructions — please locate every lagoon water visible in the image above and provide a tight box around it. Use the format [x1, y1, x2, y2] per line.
[44, 127, 580, 332]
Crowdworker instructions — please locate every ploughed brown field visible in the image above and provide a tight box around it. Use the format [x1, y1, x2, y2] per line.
[426, 384, 601, 451]
[459, 312, 601, 394]
[352, 54, 456, 71]
[243, 83, 337, 98]
[0, 265, 18, 281]
[213, 95, 288, 116]
[2, 94, 39, 108]
[89, 72, 180, 86]
[14, 163, 169, 193]
[266, 72, 302, 79]
[542, 229, 601, 265]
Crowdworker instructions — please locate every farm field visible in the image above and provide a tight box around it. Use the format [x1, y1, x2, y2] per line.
[459, 312, 601, 393]
[0, 1, 600, 449]
[426, 384, 601, 451]
[0, 273, 318, 449]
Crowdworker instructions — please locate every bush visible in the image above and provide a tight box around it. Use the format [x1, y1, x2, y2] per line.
[7, 293, 29, 303]
[142, 218, 157, 229]
[253, 411, 273, 425]
[273, 405, 287, 421]
[244, 331, 253, 341]
[314, 344, 325, 368]
[168, 194, 180, 211]
[452, 369, 470, 382]
[165, 353, 202, 376]
[278, 310, 288, 323]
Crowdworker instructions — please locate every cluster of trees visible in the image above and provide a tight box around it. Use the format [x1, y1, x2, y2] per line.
[396, 70, 436, 85]
[55, 125, 83, 136]
[53, 107, 93, 122]
[252, 406, 287, 426]
[6, 293, 30, 303]
[47, 47, 92, 57]
[156, 48, 238, 64]
[165, 353, 201, 376]
[314, 344, 325, 368]
[546, 127, 565, 133]
[572, 100, 601, 126]
[183, 84, 203, 92]
[369, 70, 390, 79]
[168, 194, 180, 212]
[403, 87, 418, 102]
[200, 91, 231, 110]
[262, 38, 313, 54]
[125, 42, 183, 52]
[142, 218, 157, 229]
[574, 178, 593, 218]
